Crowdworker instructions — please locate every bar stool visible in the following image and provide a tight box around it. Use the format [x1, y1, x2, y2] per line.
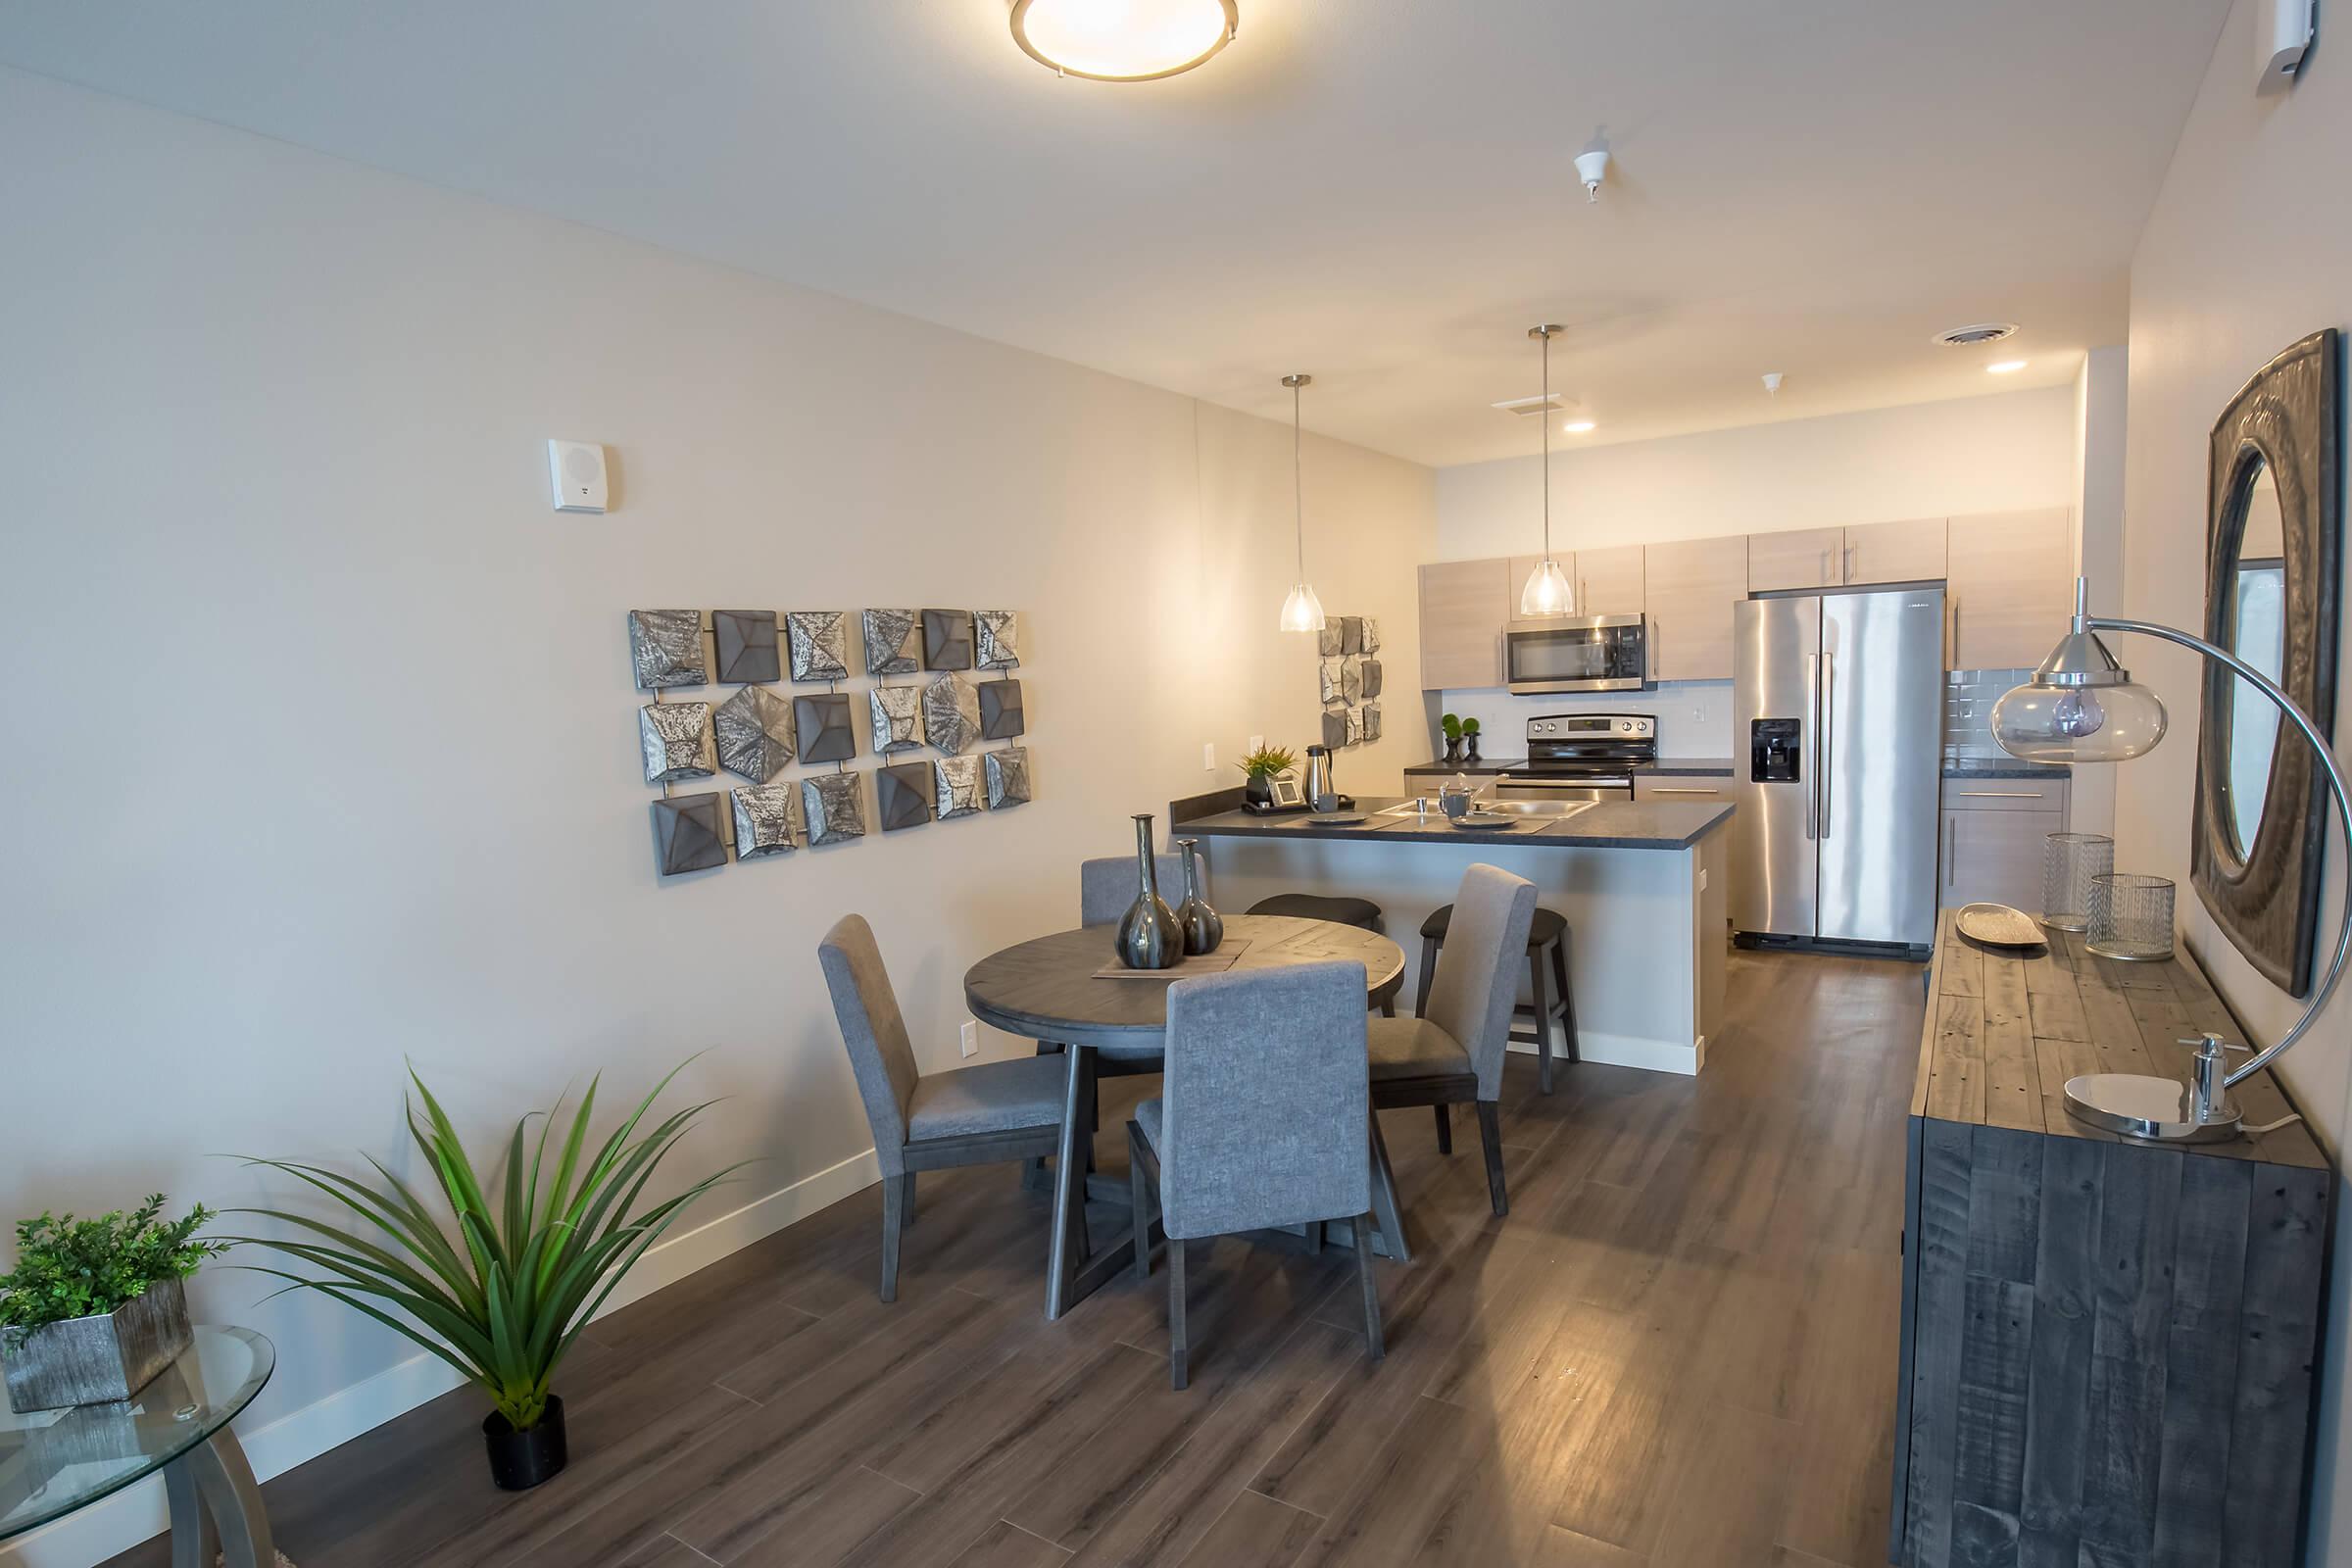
[1247, 894, 1397, 1015]
[1414, 902, 1577, 1098]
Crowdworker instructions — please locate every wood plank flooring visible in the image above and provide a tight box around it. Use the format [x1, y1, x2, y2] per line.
[104, 949, 1922, 1568]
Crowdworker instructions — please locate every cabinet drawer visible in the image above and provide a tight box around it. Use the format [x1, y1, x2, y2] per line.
[1942, 780, 2069, 813]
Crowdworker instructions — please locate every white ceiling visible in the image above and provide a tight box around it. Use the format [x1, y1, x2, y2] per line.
[0, 0, 2228, 467]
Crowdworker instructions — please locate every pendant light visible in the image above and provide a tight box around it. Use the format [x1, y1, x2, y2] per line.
[1278, 372, 1327, 633]
[1518, 325, 1576, 617]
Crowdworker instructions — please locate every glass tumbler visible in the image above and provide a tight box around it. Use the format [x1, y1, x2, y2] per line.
[2039, 832, 2114, 932]
[2086, 872, 2175, 961]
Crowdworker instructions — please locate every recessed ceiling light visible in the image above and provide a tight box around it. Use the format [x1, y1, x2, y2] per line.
[1009, 0, 1239, 82]
[1986, 360, 2028, 374]
[1933, 322, 2019, 349]
[1564, 419, 1596, 433]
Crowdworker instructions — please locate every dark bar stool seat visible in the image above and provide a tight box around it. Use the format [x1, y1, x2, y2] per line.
[1247, 894, 1396, 1015]
[1414, 901, 1578, 1096]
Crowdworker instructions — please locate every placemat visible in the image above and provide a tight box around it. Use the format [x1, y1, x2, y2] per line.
[1092, 939, 1252, 980]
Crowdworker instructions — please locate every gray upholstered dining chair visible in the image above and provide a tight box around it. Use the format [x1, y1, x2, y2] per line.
[1079, 853, 1198, 926]
[1365, 863, 1537, 1216]
[818, 913, 1068, 1303]
[1125, 960, 1383, 1390]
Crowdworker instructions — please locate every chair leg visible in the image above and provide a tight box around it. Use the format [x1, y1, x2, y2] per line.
[1127, 1122, 1152, 1284]
[880, 1174, 906, 1303]
[904, 1171, 917, 1227]
[1167, 1237, 1189, 1391]
[1475, 1102, 1508, 1217]
[1353, 1210, 1385, 1362]
[1528, 947, 1554, 1096]
[1413, 935, 1440, 1019]
[1554, 931, 1581, 1064]
[1433, 1103, 1452, 1154]
[1378, 995, 1396, 1018]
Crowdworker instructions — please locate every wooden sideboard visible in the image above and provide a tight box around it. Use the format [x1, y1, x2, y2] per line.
[1893, 909, 2331, 1566]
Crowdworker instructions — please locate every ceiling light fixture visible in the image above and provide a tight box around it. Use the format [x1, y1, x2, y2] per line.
[1564, 419, 1596, 433]
[1277, 373, 1326, 633]
[1008, 0, 1239, 82]
[1987, 359, 2028, 374]
[1518, 326, 1576, 617]
[1933, 322, 2019, 349]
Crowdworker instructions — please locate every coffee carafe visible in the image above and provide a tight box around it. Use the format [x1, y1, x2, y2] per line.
[1304, 744, 1336, 811]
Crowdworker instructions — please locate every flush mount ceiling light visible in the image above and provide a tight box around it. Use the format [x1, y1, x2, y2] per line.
[1564, 419, 1596, 433]
[1518, 325, 1576, 618]
[1277, 373, 1326, 633]
[1009, 0, 1239, 82]
[1986, 359, 2029, 374]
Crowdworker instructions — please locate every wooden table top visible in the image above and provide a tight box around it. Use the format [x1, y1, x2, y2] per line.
[963, 914, 1406, 1056]
[1910, 906, 2328, 1169]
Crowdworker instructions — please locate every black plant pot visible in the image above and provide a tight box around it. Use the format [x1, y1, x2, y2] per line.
[1244, 773, 1274, 809]
[483, 1396, 567, 1491]
[1443, 739, 1462, 764]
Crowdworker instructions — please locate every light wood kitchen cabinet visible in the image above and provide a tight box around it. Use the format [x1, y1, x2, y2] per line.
[1572, 545, 1645, 614]
[1642, 535, 1748, 680]
[1841, 516, 1946, 585]
[1946, 506, 2075, 668]
[1747, 526, 1845, 592]
[1417, 557, 1509, 690]
[1940, 808, 2064, 909]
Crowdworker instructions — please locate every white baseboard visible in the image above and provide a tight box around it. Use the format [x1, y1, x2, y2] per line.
[1506, 1030, 1702, 1076]
[0, 1147, 882, 1568]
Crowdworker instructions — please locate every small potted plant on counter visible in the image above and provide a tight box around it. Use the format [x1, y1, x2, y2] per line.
[1461, 716, 1483, 762]
[233, 1062, 740, 1491]
[1, 1196, 227, 1411]
[1441, 712, 1464, 763]
[1239, 744, 1297, 809]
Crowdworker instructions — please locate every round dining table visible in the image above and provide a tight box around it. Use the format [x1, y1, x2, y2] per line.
[964, 913, 1413, 1319]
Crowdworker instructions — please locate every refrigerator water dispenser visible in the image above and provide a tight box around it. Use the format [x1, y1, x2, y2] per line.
[1750, 718, 1801, 783]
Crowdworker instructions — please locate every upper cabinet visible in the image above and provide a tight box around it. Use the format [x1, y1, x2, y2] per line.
[1747, 526, 1845, 592]
[1417, 558, 1510, 690]
[1946, 506, 2075, 669]
[1842, 516, 1947, 585]
[1643, 535, 1748, 681]
[1572, 545, 1644, 614]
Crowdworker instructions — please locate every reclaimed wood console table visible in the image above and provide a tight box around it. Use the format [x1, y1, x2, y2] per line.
[1893, 908, 2332, 1566]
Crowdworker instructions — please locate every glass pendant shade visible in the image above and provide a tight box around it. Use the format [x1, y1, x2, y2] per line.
[1990, 628, 2170, 762]
[1280, 581, 1326, 633]
[1518, 556, 1575, 617]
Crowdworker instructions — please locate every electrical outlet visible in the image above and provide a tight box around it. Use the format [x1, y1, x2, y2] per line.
[959, 1019, 978, 1057]
[1202, 742, 1215, 770]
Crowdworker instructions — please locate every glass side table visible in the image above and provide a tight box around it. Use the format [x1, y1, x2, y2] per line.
[0, 1325, 277, 1565]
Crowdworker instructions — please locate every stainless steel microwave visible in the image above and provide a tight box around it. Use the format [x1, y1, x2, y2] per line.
[1503, 613, 1650, 694]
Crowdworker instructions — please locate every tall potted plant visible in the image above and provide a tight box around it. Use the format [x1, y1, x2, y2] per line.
[233, 1063, 738, 1490]
[0, 1197, 226, 1411]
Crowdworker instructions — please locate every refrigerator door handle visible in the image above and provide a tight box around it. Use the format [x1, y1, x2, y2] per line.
[1804, 653, 1822, 840]
[1818, 651, 1834, 838]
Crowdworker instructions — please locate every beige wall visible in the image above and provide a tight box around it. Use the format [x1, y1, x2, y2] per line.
[0, 66, 1432, 1559]
[1434, 385, 2078, 561]
[2120, 0, 2352, 1555]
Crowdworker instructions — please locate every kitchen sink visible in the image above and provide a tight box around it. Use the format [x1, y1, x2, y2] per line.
[1379, 798, 1597, 820]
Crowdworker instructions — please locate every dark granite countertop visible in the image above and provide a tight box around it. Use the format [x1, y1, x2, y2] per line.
[1942, 760, 2073, 781]
[1401, 757, 1521, 776]
[1174, 797, 1735, 851]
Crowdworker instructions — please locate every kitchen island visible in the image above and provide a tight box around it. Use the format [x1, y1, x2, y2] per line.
[1172, 794, 1733, 1074]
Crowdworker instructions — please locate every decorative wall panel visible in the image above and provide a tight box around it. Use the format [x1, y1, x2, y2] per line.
[933, 756, 984, 819]
[713, 686, 794, 782]
[876, 762, 935, 831]
[712, 611, 781, 684]
[979, 680, 1025, 741]
[729, 783, 801, 858]
[868, 684, 923, 755]
[861, 609, 921, 676]
[924, 672, 981, 754]
[794, 692, 857, 763]
[786, 612, 851, 681]
[629, 610, 707, 690]
[986, 746, 1032, 809]
[922, 610, 974, 670]
[640, 702, 715, 784]
[651, 793, 727, 875]
[801, 772, 866, 846]
[976, 611, 1022, 670]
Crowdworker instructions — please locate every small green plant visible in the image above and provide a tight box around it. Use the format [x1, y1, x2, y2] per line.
[1440, 713, 1463, 742]
[0, 1197, 227, 1344]
[231, 1062, 740, 1431]
[1460, 717, 1482, 737]
[1238, 745, 1297, 780]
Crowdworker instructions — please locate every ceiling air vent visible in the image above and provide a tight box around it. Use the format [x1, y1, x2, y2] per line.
[1932, 322, 2019, 349]
[1492, 393, 1569, 416]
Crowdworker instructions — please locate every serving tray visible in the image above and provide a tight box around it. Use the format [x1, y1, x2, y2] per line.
[1956, 902, 2045, 949]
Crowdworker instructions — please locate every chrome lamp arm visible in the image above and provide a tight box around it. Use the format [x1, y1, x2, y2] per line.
[2082, 613, 2350, 1091]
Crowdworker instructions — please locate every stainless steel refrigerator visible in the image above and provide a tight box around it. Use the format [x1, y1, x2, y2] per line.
[1731, 587, 1944, 954]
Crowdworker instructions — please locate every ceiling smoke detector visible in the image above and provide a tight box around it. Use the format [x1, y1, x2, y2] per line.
[1933, 322, 2019, 349]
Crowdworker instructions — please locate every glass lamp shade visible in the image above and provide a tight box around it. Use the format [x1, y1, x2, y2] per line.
[1279, 581, 1327, 633]
[1009, 0, 1237, 81]
[1990, 676, 2170, 762]
[1518, 556, 1575, 617]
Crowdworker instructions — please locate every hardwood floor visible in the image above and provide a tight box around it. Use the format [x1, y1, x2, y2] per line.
[105, 950, 1922, 1568]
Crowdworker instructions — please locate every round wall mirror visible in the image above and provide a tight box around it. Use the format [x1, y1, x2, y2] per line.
[2220, 454, 2286, 858]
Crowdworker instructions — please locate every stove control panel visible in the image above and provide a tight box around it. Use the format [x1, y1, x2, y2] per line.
[1525, 713, 1655, 740]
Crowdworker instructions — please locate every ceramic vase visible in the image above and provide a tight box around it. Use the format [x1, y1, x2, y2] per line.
[1115, 814, 1183, 970]
[1175, 838, 1223, 956]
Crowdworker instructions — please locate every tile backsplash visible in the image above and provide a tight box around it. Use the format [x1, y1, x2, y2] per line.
[1943, 668, 2034, 760]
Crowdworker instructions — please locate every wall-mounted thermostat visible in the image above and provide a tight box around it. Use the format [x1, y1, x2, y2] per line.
[548, 439, 609, 513]
[2256, 0, 2313, 94]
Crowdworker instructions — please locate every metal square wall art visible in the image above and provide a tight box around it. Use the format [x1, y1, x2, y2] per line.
[712, 611, 781, 684]
[923, 673, 981, 754]
[1362, 705, 1383, 742]
[786, 612, 851, 681]
[1318, 658, 1349, 706]
[714, 685, 794, 782]
[979, 679, 1026, 741]
[794, 692, 857, 762]
[1358, 658, 1383, 701]
[801, 772, 866, 846]
[875, 762, 935, 831]
[985, 746, 1032, 809]
[651, 793, 727, 876]
[729, 783, 801, 858]
[921, 610, 974, 670]
[640, 702, 715, 784]
[933, 756, 984, 819]
[976, 611, 1022, 670]
[1338, 615, 1364, 655]
[629, 610, 708, 690]
[862, 610, 922, 676]
[1317, 623, 1343, 658]
[869, 684, 923, 754]
[1322, 709, 1349, 750]
[1360, 617, 1381, 654]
